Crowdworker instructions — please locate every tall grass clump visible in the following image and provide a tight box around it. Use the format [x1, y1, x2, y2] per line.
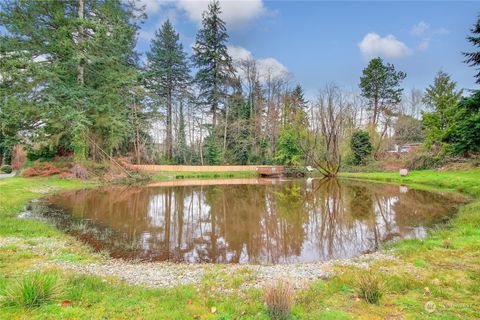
[4, 272, 62, 308]
[357, 272, 384, 304]
[264, 279, 294, 320]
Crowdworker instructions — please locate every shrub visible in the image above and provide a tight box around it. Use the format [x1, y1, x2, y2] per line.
[357, 272, 384, 304]
[0, 164, 12, 174]
[4, 272, 62, 308]
[406, 153, 443, 170]
[350, 130, 372, 165]
[275, 125, 304, 166]
[23, 162, 61, 177]
[22, 167, 39, 177]
[59, 172, 74, 179]
[71, 164, 88, 180]
[264, 279, 294, 320]
[26, 145, 57, 161]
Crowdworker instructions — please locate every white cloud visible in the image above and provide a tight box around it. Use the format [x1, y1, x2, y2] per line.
[257, 57, 289, 80]
[418, 39, 429, 51]
[358, 33, 411, 59]
[227, 45, 253, 61]
[411, 21, 430, 36]
[136, 0, 265, 42]
[410, 21, 449, 53]
[411, 21, 449, 37]
[227, 45, 288, 81]
[177, 0, 265, 28]
[137, 0, 265, 28]
[137, 0, 164, 14]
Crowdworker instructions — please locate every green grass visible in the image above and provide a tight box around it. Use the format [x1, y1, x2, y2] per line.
[342, 169, 480, 197]
[0, 171, 479, 318]
[4, 272, 62, 309]
[0, 177, 94, 238]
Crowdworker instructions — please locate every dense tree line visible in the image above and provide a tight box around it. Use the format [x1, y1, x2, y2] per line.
[0, 0, 478, 172]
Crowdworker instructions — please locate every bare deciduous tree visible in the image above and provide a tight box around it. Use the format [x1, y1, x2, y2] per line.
[304, 85, 350, 177]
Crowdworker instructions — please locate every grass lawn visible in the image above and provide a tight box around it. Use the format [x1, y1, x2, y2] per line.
[0, 171, 479, 319]
[342, 170, 480, 197]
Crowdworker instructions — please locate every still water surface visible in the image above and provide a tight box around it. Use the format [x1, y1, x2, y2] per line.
[38, 178, 466, 264]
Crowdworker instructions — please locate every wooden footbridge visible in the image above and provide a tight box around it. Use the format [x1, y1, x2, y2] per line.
[128, 164, 285, 177]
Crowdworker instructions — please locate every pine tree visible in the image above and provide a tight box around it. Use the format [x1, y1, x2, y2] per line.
[422, 71, 463, 149]
[464, 15, 480, 84]
[350, 130, 372, 165]
[204, 128, 221, 165]
[146, 20, 191, 161]
[0, 0, 143, 160]
[192, 0, 234, 130]
[359, 57, 406, 125]
[284, 84, 308, 125]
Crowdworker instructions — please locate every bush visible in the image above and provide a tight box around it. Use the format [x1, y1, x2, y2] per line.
[350, 131, 372, 165]
[59, 172, 75, 179]
[26, 145, 57, 161]
[264, 279, 294, 320]
[0, 164, 12, 174]
[357, 272, 384, 304]
[275, 125, 304, 166]
[71, 164, 88, 180]
[4, 272, 62, 308]
[23, 162, 61, 177]
[204, 130, 221, 165]
[406, 153, 443, 170]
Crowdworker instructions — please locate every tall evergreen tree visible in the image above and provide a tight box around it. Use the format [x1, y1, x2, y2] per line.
[359, 57, 406, 126]
[204, 128, 221, 165]
[464, 15, 480, 84]
[422, 71, 463, 150]
[192, 0, 234, 130]
[146, 20, 191, 160]
[284, 84, 308, 125]
[0, 0, 143, 160]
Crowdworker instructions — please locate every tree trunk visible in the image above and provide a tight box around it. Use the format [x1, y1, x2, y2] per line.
[129, 92, 141, 164]
[372, 96, 378, 126]
[166, 88, 173, 160]
[212, 96, 217, 129]
[222, 100, 228, 159]
[199, 109, 204, 165]
[77, 0, 84, 86]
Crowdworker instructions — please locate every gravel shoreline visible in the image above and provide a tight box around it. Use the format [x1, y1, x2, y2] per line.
[1, 236, 395, 289]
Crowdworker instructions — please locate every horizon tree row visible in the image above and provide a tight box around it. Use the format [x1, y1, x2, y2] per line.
[0, 0, 478, 172]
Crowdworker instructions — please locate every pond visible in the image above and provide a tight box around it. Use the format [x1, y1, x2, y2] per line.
[33, 178, 467, 264]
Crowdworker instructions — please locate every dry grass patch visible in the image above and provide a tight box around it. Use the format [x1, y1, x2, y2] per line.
[264, 279, 294, 320]
[357, 271, 384, 304]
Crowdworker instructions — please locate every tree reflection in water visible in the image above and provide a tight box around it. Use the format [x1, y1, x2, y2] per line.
[41, 179, 466, 264]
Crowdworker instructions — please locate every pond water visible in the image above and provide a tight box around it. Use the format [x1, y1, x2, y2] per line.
[35, 178, 466, 264]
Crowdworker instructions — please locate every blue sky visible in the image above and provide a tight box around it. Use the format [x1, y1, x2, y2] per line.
[137, 1, 479, 98]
